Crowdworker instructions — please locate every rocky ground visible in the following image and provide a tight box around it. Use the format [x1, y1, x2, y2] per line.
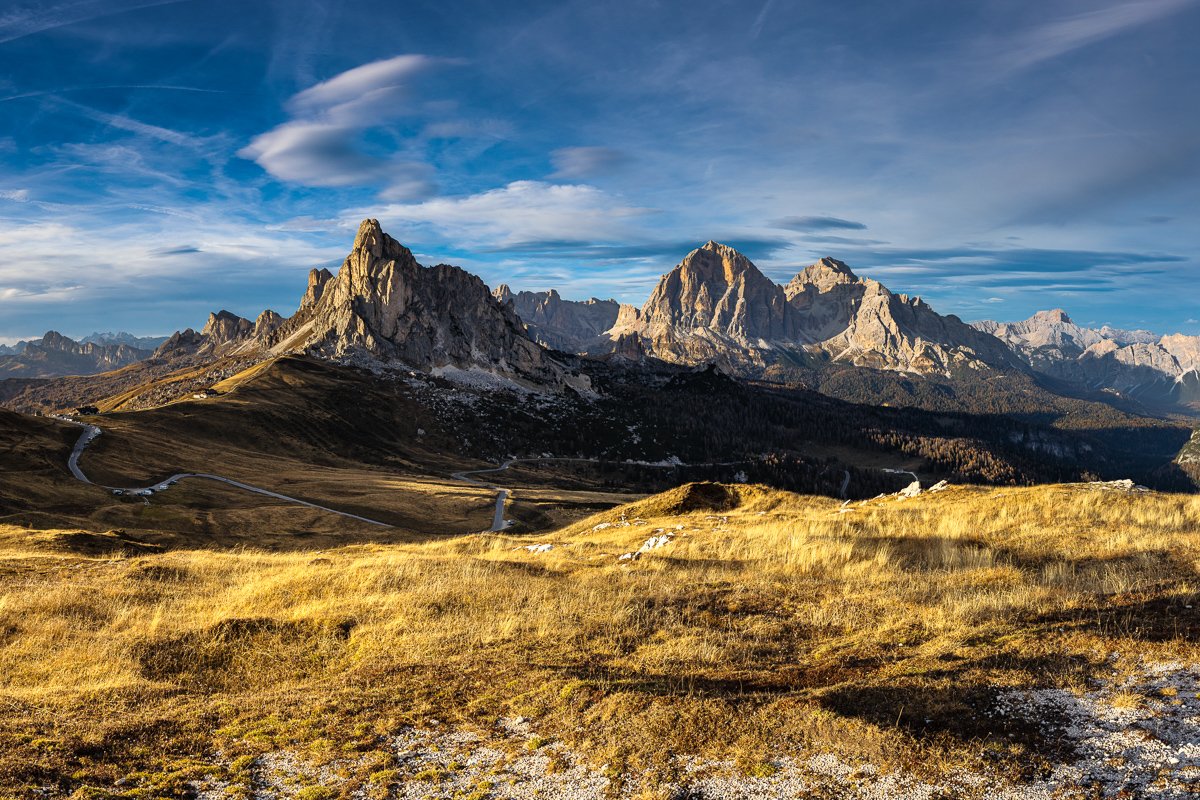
[187, 661, 1200, 800]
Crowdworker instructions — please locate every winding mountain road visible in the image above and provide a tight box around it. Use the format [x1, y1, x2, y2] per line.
[63, 420, 393, 527]
[450, 456, 602, 532]
[450, 455, 755, 533]
[882, 467, 921, 484]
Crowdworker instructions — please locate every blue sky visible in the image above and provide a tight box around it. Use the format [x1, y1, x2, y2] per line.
[0, 0, 1198, 342]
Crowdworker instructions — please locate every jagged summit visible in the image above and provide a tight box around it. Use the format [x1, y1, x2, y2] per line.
[491, 285, 619, 353]
[300, 267, 334, 312]
[698, 239, 750, 259]
[596, 242, 1021, 376]
[790, 257, 859, 293]
[201, 310, 253, 344]
[1032, 308, 1072, 325]
[641, 241, 793, 341]
[263, 219, 565, 386]
[349, 217, 408, 261]
[679, 241, 765, 284]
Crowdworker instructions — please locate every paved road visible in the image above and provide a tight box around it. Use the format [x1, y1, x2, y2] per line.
[449, 455, 752, 533]
[450, 457, 579, 532]
[61, 419, 392, 527]
[882, 467, 920, 484]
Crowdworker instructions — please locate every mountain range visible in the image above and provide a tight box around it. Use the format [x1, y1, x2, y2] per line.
[1, 218, 1196, 497]
[974, 310, 1200, 408]
[0, 331, 155, 379]
[3, 219, 1199, 421]
[490, 241, 1200, 413]
[135, 220, 576, 391]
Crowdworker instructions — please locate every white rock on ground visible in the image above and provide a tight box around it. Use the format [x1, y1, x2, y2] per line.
[185, 662, 1200, 800]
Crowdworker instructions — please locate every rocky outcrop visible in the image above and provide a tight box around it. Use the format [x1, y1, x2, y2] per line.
[785, 259, 1021, 375]
[151, 310, 258, 363]
[201, 310, 254, 347]
[152, 328, 206, 360]
[253, 310, 284, 340]
[611, 241, 804, 372]
[1162, 334, 1200, 372]
[300, 267, 334, 312]
[599, 242, 1018, 377]
[493, 286, 620, 353]
[0, 331, 152, 379]
[269, 219, 564, 385]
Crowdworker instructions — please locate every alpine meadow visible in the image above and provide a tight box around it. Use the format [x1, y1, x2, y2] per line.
[2, 1, 1200, 798]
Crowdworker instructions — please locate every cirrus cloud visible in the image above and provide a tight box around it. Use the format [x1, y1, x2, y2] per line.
[549, 146, 630, 179]
[771, 215, 867, 232]
[239, 54, 459, 199]
[363, 180, 656, 248]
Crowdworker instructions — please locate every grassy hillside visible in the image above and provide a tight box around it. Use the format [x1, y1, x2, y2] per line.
[2, 482, 1199, 797]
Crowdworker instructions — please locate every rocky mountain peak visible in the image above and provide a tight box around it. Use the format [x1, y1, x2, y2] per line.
[641, 241, 793, 343]
[201, 310, 254, 345]
[351, 217, 409, 262]
[1031, 309, 1073, 325]
[254, 310, 284, 339]
[300, 267, 334, 311]
[269, 219, 564, 386]
[629, 242, 799, 369]
[679, 241, 763, 285]
[790, 257, 859, 294]
[39, 331, 73, 351]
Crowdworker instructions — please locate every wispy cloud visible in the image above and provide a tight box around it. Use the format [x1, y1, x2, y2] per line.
[749, 0, 776, 40]
[772, 215, 867, 232]
[0, 0, 191, 44]
[549, 146, 629, 179]
[998, 0, 1196, 73]
[364, 180, 655, 248]
[287, 55, 445, 121]
[239, 54, 459, 198]
[54, 96, 213, 149]
[0, 84, 223, 104]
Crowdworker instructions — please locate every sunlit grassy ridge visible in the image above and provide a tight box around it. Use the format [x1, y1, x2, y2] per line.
[2, 482, 1200, 797]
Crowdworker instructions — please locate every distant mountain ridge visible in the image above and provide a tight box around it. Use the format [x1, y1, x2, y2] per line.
[0, 331, 166, 358]
[975, 310, 1200, 409]
[81, 331, 169, 350]
[492, 286, 620, 353]
[0, 331, 152, 379]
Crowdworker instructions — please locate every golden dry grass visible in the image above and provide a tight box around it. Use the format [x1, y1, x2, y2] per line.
[2, 482, 1200, 797]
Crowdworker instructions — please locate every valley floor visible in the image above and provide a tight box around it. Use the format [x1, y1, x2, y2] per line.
[2, 481, 1200, 797]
